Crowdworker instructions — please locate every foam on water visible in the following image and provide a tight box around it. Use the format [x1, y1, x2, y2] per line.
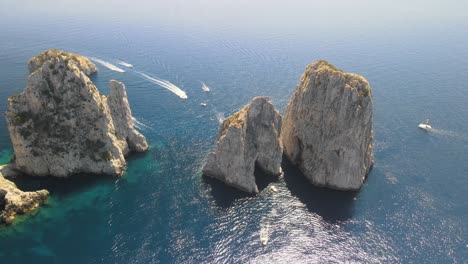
[201, 81, 210, 92]
[132, 117, 152, 131]
[137, 71, 188, 99]
[89, 57, 126, 73]
[116, 60, 134, 68]
[216, 112, 225, 124]
[429, 128, 464, 139]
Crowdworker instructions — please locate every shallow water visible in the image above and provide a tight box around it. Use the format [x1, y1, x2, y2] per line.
[0, 8, 467, 263]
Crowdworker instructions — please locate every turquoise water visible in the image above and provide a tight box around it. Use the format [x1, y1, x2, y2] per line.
[0, 12, 467, 263]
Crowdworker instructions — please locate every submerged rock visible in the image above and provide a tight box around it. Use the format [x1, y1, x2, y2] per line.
[5, 49, 148, 177]
[282, 60, 374, 191]
[203, 97, 283, 193]
[0, 164, 49, 225]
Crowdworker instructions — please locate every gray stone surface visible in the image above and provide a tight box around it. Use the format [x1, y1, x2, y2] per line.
[5, 50, 148, 177]
[282, 60, 374, 191]
[28, 49, 97, 76]
[203, 97, 283, 193]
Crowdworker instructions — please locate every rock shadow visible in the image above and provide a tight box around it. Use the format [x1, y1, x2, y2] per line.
[254, 164, 281, 192]
[282, 157, 357, 223]
[202, 175, 252, 208]
[203, 164, 280, 208]
[10, 172, 115, 198]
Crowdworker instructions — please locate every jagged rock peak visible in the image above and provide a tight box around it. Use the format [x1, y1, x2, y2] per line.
[28, 49, 97, 76]
[107, 80, 149, 153]
[282, 60, 374, 191]
[203, 96, 283, 193]
[5, 50, 147, 177]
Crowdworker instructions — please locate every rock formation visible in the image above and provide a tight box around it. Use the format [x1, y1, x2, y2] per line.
[4, 49, 148, 177]
[282, 60, 374, 191]
[28, 49, 97, 76]
[203, 97, 283, 193]
[107, 80, 148, 153]
[0, 164, 49, 225]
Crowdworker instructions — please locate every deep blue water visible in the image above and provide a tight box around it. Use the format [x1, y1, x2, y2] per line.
[0, 14, 467, 263]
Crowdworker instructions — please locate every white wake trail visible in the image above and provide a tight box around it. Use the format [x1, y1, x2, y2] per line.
[90, 57, 125, 73]
[138, 72, 188, 99]
[216, 112, 225, 124]
[117, 60, 134, 68]
[201, 81, 210, 92]
[430, 128, 462, 138]
[132, 117, 152, 131]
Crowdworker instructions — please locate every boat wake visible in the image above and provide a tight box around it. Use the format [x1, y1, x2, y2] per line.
[201, 81, 210, 92]
[116, 60, 134, 68]
[259, 223, 269, 246]
[137, 72, 188, 99]
[132, 117, 152, 131]
[216, 112, 225, 124]
[90, 57, 125, 73]
[429, 128, 463, 138]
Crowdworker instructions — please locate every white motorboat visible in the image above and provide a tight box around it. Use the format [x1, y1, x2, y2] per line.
[200, 103, 207, 107]
[418, 119, 432, 131]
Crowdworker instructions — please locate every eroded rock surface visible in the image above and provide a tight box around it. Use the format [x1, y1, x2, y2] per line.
[203, 97, 283, 193]
[5, 49, 148, 177]
[28, 49, 97, 76]
[107, 80, 148, 153]
[282, 60, 374, 191]
[0, 164, 49, 225]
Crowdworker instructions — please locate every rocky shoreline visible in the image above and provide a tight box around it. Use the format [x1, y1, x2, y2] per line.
[0, 164, 49, 225]
[1, 49, 148, 224]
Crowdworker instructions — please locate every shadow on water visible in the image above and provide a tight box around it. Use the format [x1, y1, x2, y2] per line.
[282, 158, 357, 223]
[203, 176, 252, 208]
[9, 172, 116, 198]
[203, 164, 280, 208]
[8, 151, 150, 198]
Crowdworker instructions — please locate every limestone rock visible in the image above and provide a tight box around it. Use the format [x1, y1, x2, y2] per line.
[107, 80, 148, 153]
[282, 60, 374, 191]
[0, 164, 49, 225]
[28, 49, 97, 76]
[5, 50, 148, 177]
[203, 97, 283, 193]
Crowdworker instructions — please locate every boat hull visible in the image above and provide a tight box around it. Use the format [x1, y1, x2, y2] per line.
[418, 124, 432, 130]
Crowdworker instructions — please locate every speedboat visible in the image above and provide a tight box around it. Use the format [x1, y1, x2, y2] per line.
[200, 103, 207, 107]
[418, 119, 432, 131]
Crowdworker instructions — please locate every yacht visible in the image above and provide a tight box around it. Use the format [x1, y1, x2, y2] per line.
[418, 119, 432, 131]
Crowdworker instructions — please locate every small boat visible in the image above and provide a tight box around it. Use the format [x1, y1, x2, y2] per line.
[200, 103, 207, 107]
[418, 119, 432, 131]
[269, 185, 278, 192]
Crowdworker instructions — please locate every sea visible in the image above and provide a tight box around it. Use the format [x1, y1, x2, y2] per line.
[0, 3, 467, 263]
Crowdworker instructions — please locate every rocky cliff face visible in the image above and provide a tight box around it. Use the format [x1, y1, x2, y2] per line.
[203, 97, 283, 193]
[28, 49, 97, 76]
[5, 49, 148, 177]
[0, 165, 49, 225]
[107, 80, 148, 153]
[282, 60, 374, 191]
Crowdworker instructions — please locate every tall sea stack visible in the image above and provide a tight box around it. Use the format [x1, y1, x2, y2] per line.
[282, 60, 374, 191]
[4, 49, 148, 177]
